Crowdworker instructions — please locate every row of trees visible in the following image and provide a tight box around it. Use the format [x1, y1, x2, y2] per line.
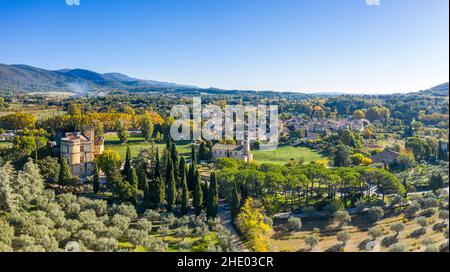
[95, 140, 219, 218]
[217, 158, 406, 215]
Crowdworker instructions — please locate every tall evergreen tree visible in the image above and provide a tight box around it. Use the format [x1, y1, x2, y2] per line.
[150, 176, 166, 209]
[231, 181, 241, 221]
[199, 141, 208, 161]
[193, 170, 203, 216]
[166, 160, 177, 211]
[180, 169, 190, 215]
[93, 164, 100, 194]
[188, 144, 197, 191]
[58, 158, 71, 185]
[123, 146, 132, 176]
[187, 163, 195, 192]
[154, 147, 161, 179]
[202, 181, 209, 210]
[179, 156, 186, 186]
[206, 172, 219, 218]
[171, 142, 179, 179]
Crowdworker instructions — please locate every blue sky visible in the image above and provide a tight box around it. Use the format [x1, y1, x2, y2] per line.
[0, 0, 448, 93]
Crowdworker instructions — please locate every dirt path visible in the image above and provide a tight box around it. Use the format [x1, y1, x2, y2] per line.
[218, 200, 248, 252]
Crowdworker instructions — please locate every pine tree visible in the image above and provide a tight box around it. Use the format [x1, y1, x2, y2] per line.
[180, 169, 190, 215]
[206, 172, 219, 218]
[166, 160, 177, 211]
[231, 181, 241, 221]
[193, 170, 203, 216]
[93, 164, 100, 194]
[123, 146, 132, 177]
[58, 158, 71, 185]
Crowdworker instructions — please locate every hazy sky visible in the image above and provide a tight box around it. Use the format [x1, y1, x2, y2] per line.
[0, 0, 448, 94]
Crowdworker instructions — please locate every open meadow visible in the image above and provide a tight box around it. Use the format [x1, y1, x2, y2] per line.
[253, 145, 326, 165]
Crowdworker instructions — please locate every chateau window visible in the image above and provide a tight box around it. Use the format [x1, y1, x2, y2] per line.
[80, 156, 84, 163]
[81, 146, 84, 152]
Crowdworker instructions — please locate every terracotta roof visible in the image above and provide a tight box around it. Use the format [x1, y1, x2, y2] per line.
[212, 144, 243, 151]
[61, 132, 90, 142]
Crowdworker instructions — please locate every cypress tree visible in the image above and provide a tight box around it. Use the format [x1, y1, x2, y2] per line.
[166, 160, 177, 211]
[58, 158, 71, 185]
[206, 172, 219, 218]
[154, 147, 161, 179]
[199, 141, 207, 161]
[150, 176, 165, 209]
[123, 146, 132, 176]
[165, 148, 172, 183]
[191, 143, 197, 164]
[171, 142, 178, 179]
[193, 170, 203, 216]
[180, 168, 190, 215]
[179, 156, 186, 186]
[202, 181, 209, 210]
[231, 181, 241, 221]
[136, 162, 148, 191]
[129, 168, 138, 189]
[93, 164, 100, 194]
[187, 163, 195, 192]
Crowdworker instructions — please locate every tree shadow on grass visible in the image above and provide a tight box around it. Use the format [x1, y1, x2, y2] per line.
[325, 244, 344, 252]
[409, 228, 426, 239]
[381, 235, 398, 248]
[432, 222, 447, 233]
[358, 239, 372, 251]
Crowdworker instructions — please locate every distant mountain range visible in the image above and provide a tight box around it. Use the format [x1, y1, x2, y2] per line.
[0, 63, 195, 93]
[414, 82, 449, 97]
[0, 63, 448, 97]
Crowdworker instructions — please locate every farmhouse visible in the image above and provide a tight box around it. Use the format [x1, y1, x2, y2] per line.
[59, 126, 104, 178]
[371, 149, 400, 166]
[211, 140, 253, 162]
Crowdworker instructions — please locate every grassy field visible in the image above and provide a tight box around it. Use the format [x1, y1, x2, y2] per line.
[104, 133, 192, 160]
[270, 210, 447, 252]
[253, 145, 326, 165]
[0, 107, 65, 121]
[0, 142, 13, 149]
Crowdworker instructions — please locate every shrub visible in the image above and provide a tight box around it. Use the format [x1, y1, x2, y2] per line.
[95, 237, 119, 252]
[143, 209, 161, 221]
[135, 219, 153, 232]
[109, 203, 137, 220]
[125, 229, 148, 246]
[367, 206, 384, 222]
[174, 226, 192, 238]
[109, 214, 131, 232]
[333, 211, 351, 228]
[75, 230, 97, 250]
[368, 226, 383, 241]
[287, 217, 302, 232]
[388, 243, 406, 252]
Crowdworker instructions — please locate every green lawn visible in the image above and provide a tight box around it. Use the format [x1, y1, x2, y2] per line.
[0, 142, 13, 149]
[253, 145, 326, 165]
[104, 133, 192, 160]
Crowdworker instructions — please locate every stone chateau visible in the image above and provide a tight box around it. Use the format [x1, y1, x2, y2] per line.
[58, 126, 104, 178]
